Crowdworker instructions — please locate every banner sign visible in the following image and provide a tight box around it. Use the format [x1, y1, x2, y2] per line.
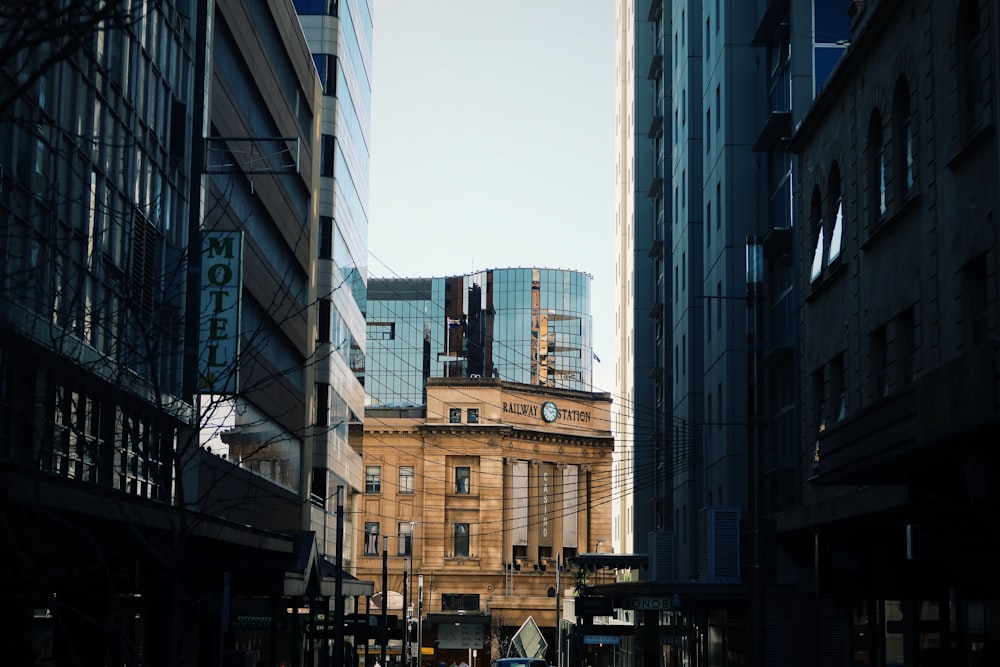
[198, 231, 243, 394]
[537, 463, 554, 547]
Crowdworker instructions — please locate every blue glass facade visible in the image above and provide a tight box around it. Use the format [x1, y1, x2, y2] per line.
[366, 268, 594, 407]
[0, 0, 197, 493]
[296, 0, 372, 508]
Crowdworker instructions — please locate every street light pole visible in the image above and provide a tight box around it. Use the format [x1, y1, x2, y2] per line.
[555, 553, 561, 667]
[417, 575, 424, 667]
[746, 236, 765, 667]
[381, 535, 389, 667]
[406, 521, 420, 667]
[334, 486, 345, 667]
[402, 557, 409, 667]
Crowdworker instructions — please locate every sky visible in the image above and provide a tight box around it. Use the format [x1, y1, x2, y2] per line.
[368, 0, 618, 393]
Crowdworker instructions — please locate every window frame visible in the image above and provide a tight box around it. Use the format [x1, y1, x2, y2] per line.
[455, 466, 471, 495]
[364, 521, 380, 556]
[398, 465, 414, 494]
[893, 78, 916, 198]
[398, 522, 412, 556]
[453, 522, 470, 557]
[867, 109, 886, 222]
[365, 465, 382, 494]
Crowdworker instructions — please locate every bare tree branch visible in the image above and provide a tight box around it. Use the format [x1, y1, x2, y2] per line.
[0, 0, 137, 114]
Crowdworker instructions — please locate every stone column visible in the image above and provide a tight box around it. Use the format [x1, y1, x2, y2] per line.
[528, 459, 540, 564]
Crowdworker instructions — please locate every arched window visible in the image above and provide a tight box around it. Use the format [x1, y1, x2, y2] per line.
[893, 78, 915, 194]
[867, 110, 886, 220]
[809, 186, 824, 282]
[827, 163, 843, 264]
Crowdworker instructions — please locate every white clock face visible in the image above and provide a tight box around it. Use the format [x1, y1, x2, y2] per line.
[542, 401, 558, 422]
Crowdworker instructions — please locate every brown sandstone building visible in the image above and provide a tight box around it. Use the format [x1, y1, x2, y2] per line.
[355, 378, 613, 665]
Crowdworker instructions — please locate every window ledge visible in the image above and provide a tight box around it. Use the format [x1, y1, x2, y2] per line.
[948, 121, 995, 170]
[805, 260, 847, 303]
[861, 191, 921, 250]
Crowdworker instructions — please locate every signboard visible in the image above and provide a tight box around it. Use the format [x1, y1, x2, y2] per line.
[436, 622, 485, 649]
[510, 615, 547, 659]
[583, 635, 622, 645]
[537, 463, 553, 547]
[198, 231, 243, 394]
[622, 597, 677, 611]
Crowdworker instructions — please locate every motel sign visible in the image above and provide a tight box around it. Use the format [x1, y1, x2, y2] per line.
[198, 231, 243, 394]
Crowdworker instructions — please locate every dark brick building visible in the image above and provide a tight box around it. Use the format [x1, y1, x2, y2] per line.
[782, 0, 1000, 664]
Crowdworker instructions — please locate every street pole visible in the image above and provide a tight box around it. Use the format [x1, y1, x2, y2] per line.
[381, 535, 389, 667]
[408, 521, 420, 667]
[364, 595, 371, 667]
[746, 237, 765, 667]
[403, 558, 409, 667]
[555, 554, 561, 667]
[334, 486, 345, 667]
[417, 575, 424, 667]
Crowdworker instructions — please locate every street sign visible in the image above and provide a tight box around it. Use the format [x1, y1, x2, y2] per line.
[305, 614, 399, 640]
[510, 616, 547, 659]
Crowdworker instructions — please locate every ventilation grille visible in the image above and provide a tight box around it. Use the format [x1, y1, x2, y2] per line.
[697, 507, 741, 581]
[647, 530, 674, 582]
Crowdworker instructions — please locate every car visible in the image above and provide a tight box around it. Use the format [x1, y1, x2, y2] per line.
[491, 659, 547, 667]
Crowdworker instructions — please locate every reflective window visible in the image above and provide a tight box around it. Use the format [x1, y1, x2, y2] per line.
[294, 0, 337, 15]
[398, 522, 412, 556]
[364, 522, 379, 555]
[365, 465, 381, 493]
[455, 466, 470, 494]
[399, 466, 414, 494]
[453, 523, 470, 557]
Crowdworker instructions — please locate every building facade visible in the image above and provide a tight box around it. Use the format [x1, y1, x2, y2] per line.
[612, 0, 671, 571]
[784, 0, 1000, 665]
[294, 0, 374, 567]
[610, 0, 847, 665]
[365, 268, 595, 408]
[358, 378, 613, 666]
[0, 2, 205, 662]
[0, 1, 372, 664]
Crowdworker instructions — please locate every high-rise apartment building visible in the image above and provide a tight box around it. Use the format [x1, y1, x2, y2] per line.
[293, 0, 373, 565]
[610, 1, 845, 665]
[613, 0, 670, 569]
[365, 268, 595, 407]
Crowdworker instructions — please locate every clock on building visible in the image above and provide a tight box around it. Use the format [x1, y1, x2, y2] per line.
[541, 401, 559, 423]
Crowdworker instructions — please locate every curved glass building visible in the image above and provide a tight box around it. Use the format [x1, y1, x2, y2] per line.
[364, 268, 594, 407]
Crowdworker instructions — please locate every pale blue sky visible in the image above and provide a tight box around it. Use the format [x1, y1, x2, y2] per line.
[368, 0, 618, 393]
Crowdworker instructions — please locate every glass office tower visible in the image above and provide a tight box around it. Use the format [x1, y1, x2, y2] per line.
[365, 268, 594, 407]
[294, 1, 372, 548]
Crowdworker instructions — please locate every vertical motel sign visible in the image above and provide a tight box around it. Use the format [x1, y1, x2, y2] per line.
[198, 231, 244, 394]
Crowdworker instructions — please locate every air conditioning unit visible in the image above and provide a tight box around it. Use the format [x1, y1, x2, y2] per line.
[647, 530, 674, 582]
[697, 507, 741, 581]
